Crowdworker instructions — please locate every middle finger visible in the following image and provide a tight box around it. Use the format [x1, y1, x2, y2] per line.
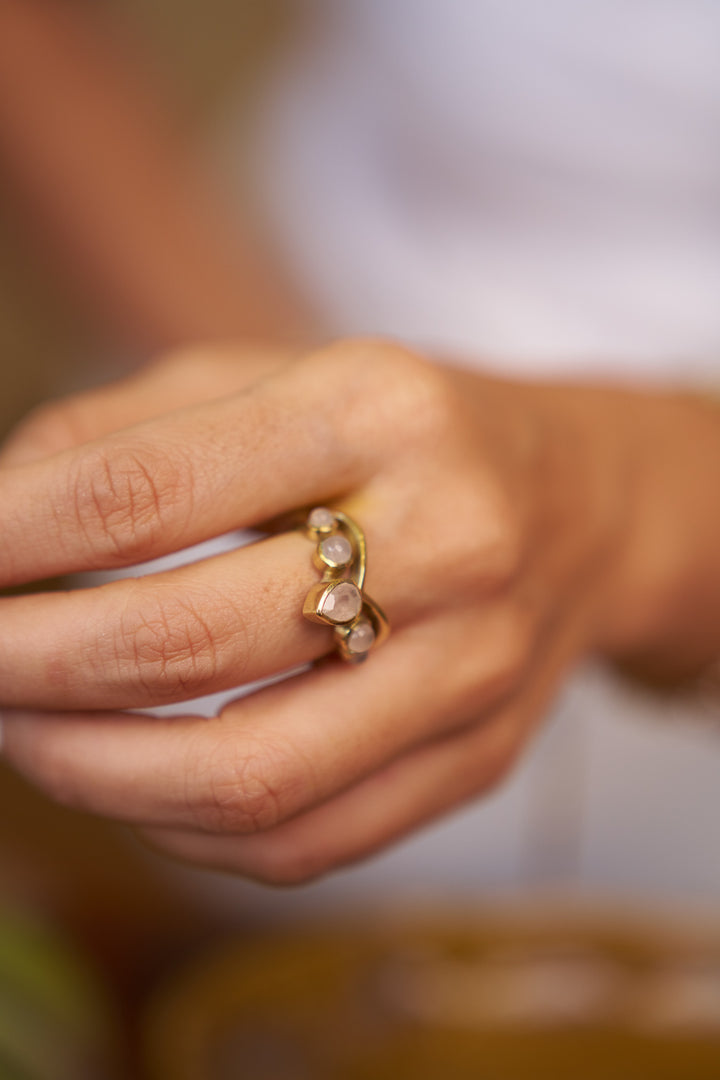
[0, 529, 335, 710]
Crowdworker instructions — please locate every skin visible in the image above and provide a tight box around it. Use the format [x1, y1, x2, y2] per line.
[2, 4, 720, 886]
[1, 340, 720, 885]
[0, 0, 309, 352]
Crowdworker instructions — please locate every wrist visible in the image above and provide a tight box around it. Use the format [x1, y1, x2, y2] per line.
[450, 369, 634, 656]
[596, 390, 720, 681]
[489, 377, 720, 679]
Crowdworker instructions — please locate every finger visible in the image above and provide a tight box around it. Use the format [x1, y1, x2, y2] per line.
[0, 343, 390, 586]
[0, 473, 502, 709]
[0, 345, 296, 466]
[0, 607, 535, 831]
[0, 530, 330, 710]
[0, 425, 524, 712]
[144, 705, 524, 885]
[142, 608, 579, 884]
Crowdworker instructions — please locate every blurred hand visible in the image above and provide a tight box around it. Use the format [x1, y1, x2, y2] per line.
[0, 339, 716, 883]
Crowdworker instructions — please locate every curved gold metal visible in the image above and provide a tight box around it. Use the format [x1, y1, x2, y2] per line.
[333, 510, 367, 590]
[301, 507, 389, 662]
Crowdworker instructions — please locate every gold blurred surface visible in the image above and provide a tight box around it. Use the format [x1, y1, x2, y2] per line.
[142, 906, 720, 1080]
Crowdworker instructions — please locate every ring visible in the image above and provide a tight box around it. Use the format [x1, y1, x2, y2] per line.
[301, 506, 390, 663]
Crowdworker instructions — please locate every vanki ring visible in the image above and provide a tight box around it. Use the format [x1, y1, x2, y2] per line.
[302, 507, 390, 662]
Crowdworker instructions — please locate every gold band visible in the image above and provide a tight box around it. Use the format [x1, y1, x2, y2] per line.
[302, 507, 390, 662]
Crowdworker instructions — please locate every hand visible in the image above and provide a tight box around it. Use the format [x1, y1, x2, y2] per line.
[0, 340, 712, 883]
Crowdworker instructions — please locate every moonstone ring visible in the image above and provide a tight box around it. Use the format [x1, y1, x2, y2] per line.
[302, 507, 390, 662]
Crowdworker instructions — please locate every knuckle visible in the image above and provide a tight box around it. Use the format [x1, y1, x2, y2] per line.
[391, 353, 456, 438]
[67, 443, 191, 563]
[482, 608, 536, 699]
[450, 607, 537, 715]
[112, 589, 232, 701]
[148, 348, 223, 388]
[459, 483, 524, 589]
[312, 338, 450, 446]
[190, 735, 306, 835]
[419, 478, 523, 597]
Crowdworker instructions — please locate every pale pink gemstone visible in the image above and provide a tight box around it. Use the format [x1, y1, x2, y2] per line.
[307, 507, 335, 529]
[320, 534, 352, 566]
[347, 619, 376, 654]
[320, 581, 362, 623]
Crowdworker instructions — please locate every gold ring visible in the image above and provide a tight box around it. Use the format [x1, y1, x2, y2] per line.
[301, 507, 390, 662]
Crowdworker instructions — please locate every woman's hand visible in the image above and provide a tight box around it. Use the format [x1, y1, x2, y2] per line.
[0, 339, 717, 883]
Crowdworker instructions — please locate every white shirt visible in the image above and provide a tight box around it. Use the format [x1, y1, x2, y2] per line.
[251, 0, 720, 379]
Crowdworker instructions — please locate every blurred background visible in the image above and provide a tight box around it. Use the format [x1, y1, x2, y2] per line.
[1, 1, 720, 1076]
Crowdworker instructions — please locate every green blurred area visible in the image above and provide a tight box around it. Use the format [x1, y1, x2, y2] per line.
[0, 907, 117, 1080]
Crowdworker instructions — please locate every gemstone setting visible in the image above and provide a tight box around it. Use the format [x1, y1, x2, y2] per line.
[303, 508, 389, 660]
[307, 507, 335, 531]
[319, 581, 362, 624]
[319, 534, 353, 567]
[346, 619, 376, 655]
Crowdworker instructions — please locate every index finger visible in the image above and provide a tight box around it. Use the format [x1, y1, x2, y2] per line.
[0, 345, 387, 587]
